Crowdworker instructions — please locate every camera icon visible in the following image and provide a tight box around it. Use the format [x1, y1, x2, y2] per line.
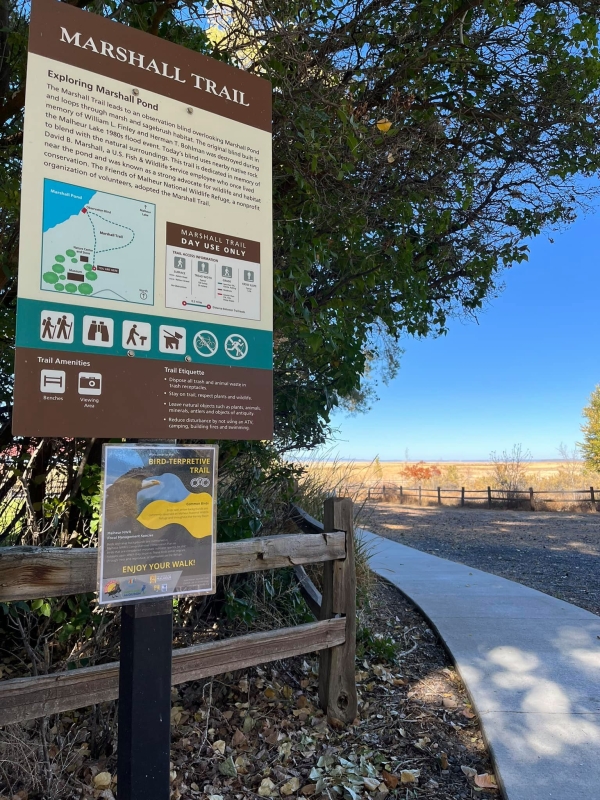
[78, 372, 102, 396]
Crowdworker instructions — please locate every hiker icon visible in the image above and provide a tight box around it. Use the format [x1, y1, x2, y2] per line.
[222, 265, 233, 279]
[40, 311, 75, 344]
[121, 320, 151, 351]
[159, 325, 186, 354]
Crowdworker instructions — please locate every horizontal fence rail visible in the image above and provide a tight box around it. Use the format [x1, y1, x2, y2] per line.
[357, 484, 600, 510]
[0, 618, 346, 727]
[0, 532, 346, 602]
[0, 498, 358, 727]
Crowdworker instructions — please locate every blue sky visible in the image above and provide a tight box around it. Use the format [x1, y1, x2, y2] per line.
[330, 210, 600, 461]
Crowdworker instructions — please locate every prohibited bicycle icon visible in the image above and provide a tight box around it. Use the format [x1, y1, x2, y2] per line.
[224, 333, 248, 360]
[193, 330, 218, 357]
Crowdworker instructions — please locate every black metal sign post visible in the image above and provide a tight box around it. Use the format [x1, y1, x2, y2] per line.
[118, 598, 173, 800]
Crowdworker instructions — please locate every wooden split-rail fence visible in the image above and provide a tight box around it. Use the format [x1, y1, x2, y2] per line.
[0, 497, 357, 728]
[365, 484, 600, 510]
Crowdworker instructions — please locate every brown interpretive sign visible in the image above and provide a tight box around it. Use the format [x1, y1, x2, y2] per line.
[13, 0, 273, 439]
[98, 444, 217, 605]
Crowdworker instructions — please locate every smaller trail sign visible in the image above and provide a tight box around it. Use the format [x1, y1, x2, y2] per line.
[98, 444, 217, 605]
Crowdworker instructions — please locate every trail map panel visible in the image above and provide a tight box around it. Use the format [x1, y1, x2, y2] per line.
[42, 179, 155, 304]
[13, 0, 273, 439]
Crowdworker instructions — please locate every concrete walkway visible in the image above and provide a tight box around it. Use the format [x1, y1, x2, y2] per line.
[361, 530, 600, 800]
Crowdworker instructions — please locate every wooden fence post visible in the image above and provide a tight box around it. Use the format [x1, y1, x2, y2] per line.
[461, 487, 465, 507]
[418, 486, 422, 505]
[487, 486, 492, 509]
[399, 486, 403, 504]
[437, 486, 441, 505]
[529, 487, 535, 512]
[319, 497, 357, 725]
[591, 486, 597, 511]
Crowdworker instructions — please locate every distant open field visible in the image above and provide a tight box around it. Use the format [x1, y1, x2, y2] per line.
[300, 460, 574, 486]
[296, 457, 600, 513]
[298, 459, 587, 488]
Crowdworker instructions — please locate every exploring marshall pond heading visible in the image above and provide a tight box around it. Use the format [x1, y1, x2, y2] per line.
[13, 0, 273, 440]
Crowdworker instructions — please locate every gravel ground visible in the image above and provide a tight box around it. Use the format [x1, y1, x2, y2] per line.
[363, 503, 600, 616]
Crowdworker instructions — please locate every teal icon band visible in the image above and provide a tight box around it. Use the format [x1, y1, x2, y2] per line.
[16, 297, 273, 370]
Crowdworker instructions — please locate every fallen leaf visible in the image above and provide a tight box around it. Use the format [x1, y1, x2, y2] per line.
[212, 740, 226, 755]
[234, 755, 251, 774]
[282, 685, 293, 699]
[264, 687, 277, 700]
[442, 697, 458, 709]
[279, 741, 292, 760]
[265, 728, 282, 745]
[438, 752, 449, 770]
[297, 695, 309, 708]
[281, 777, 300, 796]
[301, 784, 316, 796]
[93, 773, 112, 790]
[462, 708, 476, 719]
[381, 771, 398, 789]
[219, 756, 238, 778]
[363, 777, 380, 792]
[232, 729, 247, 748]
[400, 769, 420, 784]
[258, 778, 277, 797]
[474, 773, 497, 789]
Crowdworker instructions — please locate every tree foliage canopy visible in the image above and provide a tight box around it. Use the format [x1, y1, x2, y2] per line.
[580, 386, 600, 472]
[2, 0, 600, 448]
